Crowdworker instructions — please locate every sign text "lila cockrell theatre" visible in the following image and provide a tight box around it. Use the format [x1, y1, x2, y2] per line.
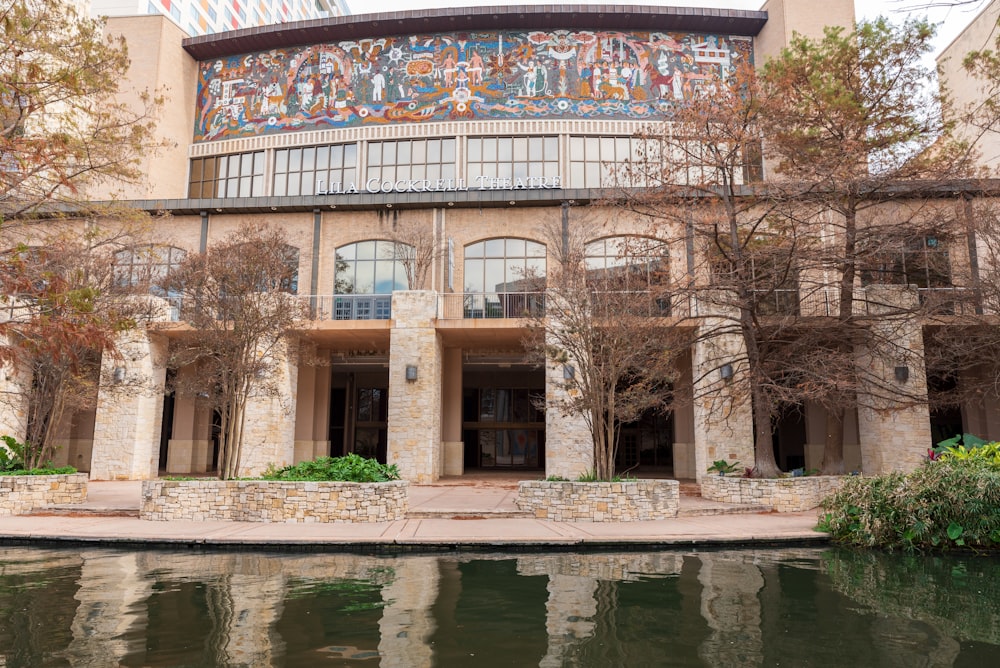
[317, 175, 562, 195]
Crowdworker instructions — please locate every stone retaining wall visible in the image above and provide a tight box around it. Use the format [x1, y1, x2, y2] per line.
[0, 473, 88, 516]
[517, 480, 679, 521]
[700, 475, 846, 512]
[141, 480, 409, 523]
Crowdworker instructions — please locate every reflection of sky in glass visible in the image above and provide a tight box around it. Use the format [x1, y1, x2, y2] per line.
[464, 239, 546, 293]
[335, 240, 410, 294]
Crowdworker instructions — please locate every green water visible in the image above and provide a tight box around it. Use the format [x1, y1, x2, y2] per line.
[0, 546, 998, 666]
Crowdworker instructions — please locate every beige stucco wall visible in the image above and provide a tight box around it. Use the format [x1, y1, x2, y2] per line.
[93, 15, 198, 200]
[755, 0, 856, 65]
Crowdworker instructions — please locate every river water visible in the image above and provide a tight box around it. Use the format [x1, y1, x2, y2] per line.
[0, 545, 997, 666]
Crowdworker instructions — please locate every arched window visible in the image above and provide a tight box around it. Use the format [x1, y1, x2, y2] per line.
[585, 236, 671, 315]
[333, 240, 412, 320]
[463, 238, 545, 318]
[113, 246, 187, 296]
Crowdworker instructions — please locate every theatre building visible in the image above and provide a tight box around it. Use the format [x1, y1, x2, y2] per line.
[8, 0, 994, 482]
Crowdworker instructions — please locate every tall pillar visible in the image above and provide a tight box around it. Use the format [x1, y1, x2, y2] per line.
[90, 299, 171, 480]
[293, 344, 331, 462]
[167, 365, 213, 474]
[388, 291, 442, 483]
[0, 340, 29, 444]
[441, 347, 464, 475]
[238, 336, 299, 477]
[856, 285, 931, 474]
[691, 294, 755, 481]
[543, 298, 593, 479]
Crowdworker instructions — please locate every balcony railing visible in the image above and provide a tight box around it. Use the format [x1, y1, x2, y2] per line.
[439, 292, 546, 319]
[309, 294, 393, 320]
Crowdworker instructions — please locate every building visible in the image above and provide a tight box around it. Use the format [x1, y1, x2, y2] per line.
[5, 0, 997, 483]
[89, 0, 349, 37]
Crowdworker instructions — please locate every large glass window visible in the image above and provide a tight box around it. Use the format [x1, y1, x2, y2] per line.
[861, 236, 951, 289]
[273, 142, 358, 196]
[188, 151, 264, 198]
[467, 136, 558, 185]
[334, 240, 413, 294]
[366, 139, 456, 184]
[569, 136, 658, 188]
[113, 246, 187, 297]
[463, 238, 545, 318]
[710, 243, 799, 316]
[584, 236, 671, 315]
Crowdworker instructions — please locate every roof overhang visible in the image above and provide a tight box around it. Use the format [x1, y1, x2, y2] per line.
[182, 4, 769, 60]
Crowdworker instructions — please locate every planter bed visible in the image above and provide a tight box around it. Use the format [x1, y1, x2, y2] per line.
[517, 480, 679, 522]
[700, 475, 846, 512]
[141, 479, 408, 523]
[0, 473, 88, 516]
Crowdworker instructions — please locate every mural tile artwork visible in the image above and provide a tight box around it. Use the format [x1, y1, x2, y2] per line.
[194, 29, 754, 141]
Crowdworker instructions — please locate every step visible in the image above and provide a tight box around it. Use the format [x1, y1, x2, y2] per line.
[407, 509, 534, 520]
[678, 504, 772, 517]
[29, 506, 140, 518]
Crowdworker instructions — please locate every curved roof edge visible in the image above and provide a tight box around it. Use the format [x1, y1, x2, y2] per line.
[182, 4, 769, 60]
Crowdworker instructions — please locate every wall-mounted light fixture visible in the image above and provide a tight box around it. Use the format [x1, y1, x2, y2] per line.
[405, 365, 418, 381]
[563, 364, 575, 380]
[894, 366, 909, 383]
[112, 366, 126, 383]
[720, 363, 734, 381]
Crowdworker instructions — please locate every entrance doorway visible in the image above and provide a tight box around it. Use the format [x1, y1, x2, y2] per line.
[329, 368, 390, 464]
[462, 366, 545, 470]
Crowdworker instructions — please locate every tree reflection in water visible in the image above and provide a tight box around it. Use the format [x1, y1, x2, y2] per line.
[0, 547, 998, 666]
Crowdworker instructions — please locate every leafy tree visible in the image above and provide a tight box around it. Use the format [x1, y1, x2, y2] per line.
[164, 224, 307, 480]
[759, 18, 973, 473]
[0, 0, 161, 223]
[0, 227, 155, 469]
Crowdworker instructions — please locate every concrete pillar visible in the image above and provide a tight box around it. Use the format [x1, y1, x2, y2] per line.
[388, 291, 443, 483]
[293, 346, 330, 462]
[167, 365, 213, 474]
[672, 351, 697, 479]
[238, 335, 299, 477]
[691, 294, 755, 481]
[856, 285, 931, 474]
[90, 299, 171, 480]
[378, 556, 440, 668]
[441, 347, 464, 475]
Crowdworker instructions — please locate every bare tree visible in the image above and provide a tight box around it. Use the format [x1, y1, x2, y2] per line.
[522, 217, 682, 481]
[381, 214, 443, 290]
[164, 223, 307, 479]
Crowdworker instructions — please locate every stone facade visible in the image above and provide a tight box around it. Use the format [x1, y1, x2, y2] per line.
[238, 334, 300, 477]
[699, 475, 846, 512]
[516, 480, 680, 521]
[0, 473, 88, 516]
[140, 479, 408, 522]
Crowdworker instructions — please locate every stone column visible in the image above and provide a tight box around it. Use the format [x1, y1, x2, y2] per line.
[293, 345, 331, 462]
[90, 298, 171, 480]
[856, 285, 931, 474]
[691, 294, 755, 482]
[0, 302, 31, 444]
[543, 299, 593, 479]
[167, 365, 214, 474]
[441, 347, 464, 475]
[388, 291, 442, 483]
[237, 336, 299, 477]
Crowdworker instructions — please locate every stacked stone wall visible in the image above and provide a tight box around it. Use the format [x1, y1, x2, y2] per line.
[699, 475, 845, 512]
[516, 480, 679, 521]
[141, 480, 408, 522]
[0, 473, 88, 516]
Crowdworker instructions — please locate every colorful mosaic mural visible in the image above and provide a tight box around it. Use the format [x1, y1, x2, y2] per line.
[194, 29, 754, 142]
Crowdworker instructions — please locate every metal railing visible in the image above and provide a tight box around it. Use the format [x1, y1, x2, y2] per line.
[308, 294, 393, 320]
[439, 292, 546, 320]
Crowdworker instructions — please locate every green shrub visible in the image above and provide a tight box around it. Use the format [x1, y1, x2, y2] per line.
[0, 435, 26, 472]
[938, 441, 1000, 468]
[819, 460, 1000, 551]
[1, 466, 77, 476]
[261, 454, 401, 483]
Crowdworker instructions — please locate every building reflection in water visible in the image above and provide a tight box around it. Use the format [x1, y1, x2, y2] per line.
[0, 546, 997, 666]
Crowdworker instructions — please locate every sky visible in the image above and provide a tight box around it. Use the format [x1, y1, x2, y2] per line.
[341, 0, 992, 59]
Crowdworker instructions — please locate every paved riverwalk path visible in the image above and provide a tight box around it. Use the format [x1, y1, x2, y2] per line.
[0, 479, 828, 551]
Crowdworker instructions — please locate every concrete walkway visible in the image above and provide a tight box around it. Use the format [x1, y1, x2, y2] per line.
[0, 480, 829, 551]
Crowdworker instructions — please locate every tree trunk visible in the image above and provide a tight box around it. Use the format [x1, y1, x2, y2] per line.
[751, 382, 781, 478]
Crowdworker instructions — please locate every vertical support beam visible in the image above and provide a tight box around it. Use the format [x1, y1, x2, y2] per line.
[388, 291, 442, 483]
[856, 285, 931, 474]
[441, 347, 464, 476]
[167, 365, 213, 474]
[91, 299, 171, 480]
[690, 292, 755, 481]
[238, 335, 299, 477]
[543, 301, 593, 479]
